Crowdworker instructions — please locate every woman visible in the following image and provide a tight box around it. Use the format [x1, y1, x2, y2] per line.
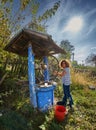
[55, 59, 74, 108]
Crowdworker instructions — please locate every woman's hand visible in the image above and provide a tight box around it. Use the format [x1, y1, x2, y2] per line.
[53, 71, 58, 76]
[53, 71, 61, 77]
[53, 70, 66, 77]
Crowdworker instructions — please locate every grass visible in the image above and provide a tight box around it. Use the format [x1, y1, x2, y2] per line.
[53, 70, 96, 130]
[0, 69, 96, 130]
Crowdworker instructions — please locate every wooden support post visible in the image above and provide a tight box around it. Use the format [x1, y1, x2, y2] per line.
[28, 44, 37, 108]
[43, 56, 49, 82]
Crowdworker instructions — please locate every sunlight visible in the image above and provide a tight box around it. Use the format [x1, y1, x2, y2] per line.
[64, 16, 83, 33]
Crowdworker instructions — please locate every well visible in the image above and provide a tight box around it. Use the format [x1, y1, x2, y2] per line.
[4, 28, 66, 111]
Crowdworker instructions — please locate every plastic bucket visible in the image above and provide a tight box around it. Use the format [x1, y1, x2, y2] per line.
[54, 105, 66, 122]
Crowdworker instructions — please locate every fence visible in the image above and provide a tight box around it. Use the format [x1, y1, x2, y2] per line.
[3, 57, 28, 78]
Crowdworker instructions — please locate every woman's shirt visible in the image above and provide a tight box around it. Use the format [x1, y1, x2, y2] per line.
[62, 67, 71, 85]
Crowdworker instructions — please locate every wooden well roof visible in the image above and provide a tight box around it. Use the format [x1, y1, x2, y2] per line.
[4, 28, 66, 58]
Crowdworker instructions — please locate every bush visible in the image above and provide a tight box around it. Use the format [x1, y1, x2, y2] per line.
[0, 110, 28, 130]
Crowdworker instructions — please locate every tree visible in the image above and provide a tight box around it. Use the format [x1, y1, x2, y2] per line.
[92, 55, 96, 66]
[85, 53, 96, 67]
[28, 1, 61, 32]
[0, 0, 61, 59]
[0, 7, 11, 60]
[59, 40, 75, 60]
[72, 60, 78, 67]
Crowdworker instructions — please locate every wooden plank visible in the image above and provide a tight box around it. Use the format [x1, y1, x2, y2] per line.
[4, 29, 66, 57]
[0, 72, 8, 86]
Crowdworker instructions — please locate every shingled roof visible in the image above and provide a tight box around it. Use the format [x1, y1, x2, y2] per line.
[4, 28, 66, 58]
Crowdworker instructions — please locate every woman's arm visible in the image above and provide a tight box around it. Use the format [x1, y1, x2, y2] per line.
[54, 70, 66, 77]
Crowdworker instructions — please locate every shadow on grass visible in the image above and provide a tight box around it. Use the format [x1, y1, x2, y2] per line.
[0, 105, 46, 130]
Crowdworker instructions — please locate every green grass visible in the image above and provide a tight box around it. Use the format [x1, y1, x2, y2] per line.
[0, 71, 96, 130]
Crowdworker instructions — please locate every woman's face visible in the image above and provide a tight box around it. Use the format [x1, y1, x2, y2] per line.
[61, 62, 66, 68]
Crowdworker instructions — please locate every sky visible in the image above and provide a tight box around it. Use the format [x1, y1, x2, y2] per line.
[6, 0, 96, 64]
[38, 0, 96, 64]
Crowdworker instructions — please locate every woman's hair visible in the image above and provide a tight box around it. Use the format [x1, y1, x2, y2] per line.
[59, 59, 70, 68]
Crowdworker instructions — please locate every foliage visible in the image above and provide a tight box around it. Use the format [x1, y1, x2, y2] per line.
[0, 7, 11, 58]
[0, 67, 96, 130]
[0, 78, 18, 107]
[0, 111, 28, 130]
[38, 1, 60, 22]
[0, 66, 6, 78]
[0, 0, 61, 36]
[0, 0, 61, 65]
[59, 40, 75, 60]
[85, 53, 96, 66]
[29, 1, 61, 32]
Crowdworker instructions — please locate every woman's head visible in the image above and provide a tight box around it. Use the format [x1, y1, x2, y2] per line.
[59, 59, 70, 68]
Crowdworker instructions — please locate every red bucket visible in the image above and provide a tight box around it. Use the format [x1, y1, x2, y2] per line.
[54, 105, 66, 122]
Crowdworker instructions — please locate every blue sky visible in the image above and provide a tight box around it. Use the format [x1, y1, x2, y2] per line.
[38, 0, 96, 64]
[7, 0, 96, 64]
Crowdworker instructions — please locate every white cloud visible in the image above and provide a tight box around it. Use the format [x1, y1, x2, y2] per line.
[63, 16, 83, 33]
[91, 47, 96, 50]
[85, 19, 96, 36]
[82, 8, 96, 37]
[85, 8, 96, 18]
[45, 0, 96, 64]
[74, 44, 93, 63]
[47, 0, 76, 42]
